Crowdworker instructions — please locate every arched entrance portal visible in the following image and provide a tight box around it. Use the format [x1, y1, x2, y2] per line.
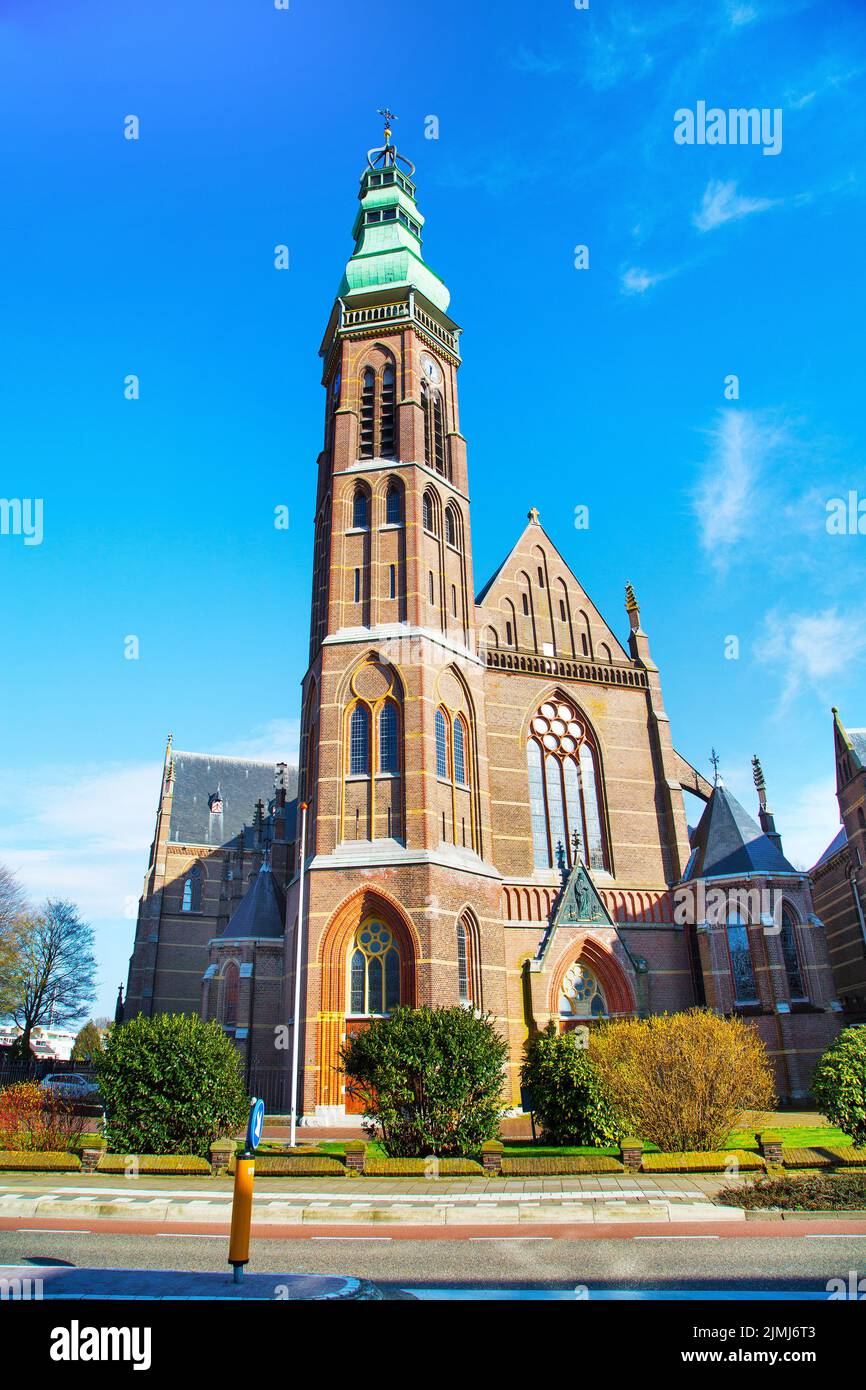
[317, 888, 417, 1114]
[550, 935, 636, 1034]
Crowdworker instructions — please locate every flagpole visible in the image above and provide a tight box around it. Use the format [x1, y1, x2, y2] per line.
[289, 801, 309, 1149]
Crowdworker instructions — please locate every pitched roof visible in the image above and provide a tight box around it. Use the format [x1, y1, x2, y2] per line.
[475, 517, 630, 661]
[812, 825, 848, 871]
[221, 860, 285, 940]
[168, 752, 297, 847]
[684, 784, 797, 879]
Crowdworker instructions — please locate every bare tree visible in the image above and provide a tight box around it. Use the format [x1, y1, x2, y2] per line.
[10, 900, 97, 1055]
[0, 862, 28, 1015]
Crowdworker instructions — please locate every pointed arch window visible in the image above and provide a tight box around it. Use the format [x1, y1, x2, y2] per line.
[422, 382, 446, 475]
[181, 861, 202, 913]
[422, 490, 436, 535]
[435, 708, 449, 779]
[780, 907, 806, 1001]
[457, 919, 470, 1003]
[727, 913, 759, 1006]
[386, 481, 402, 525]
[379, 701, 399, 774]
[223, 961, 239, 1028]
[349, 704, 370, 776]
[352, 487, 369, 530]
[454, 716, 467, 786]
[348, 920, 401, 1016]
[445, 506, 458, 548]
[525, 697, 608, 872]
[359, 368, 375, 458]
[380, 365, 396, 457]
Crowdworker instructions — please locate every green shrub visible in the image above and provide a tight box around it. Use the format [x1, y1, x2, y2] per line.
[641, 1149, 764, 1173]
[812, 1027, 866, 1147]
[95, 1013, 248, 1159]
[591, 1010, 776, 1152]
[500, 1155, 622, 1175]
[0, 1150, 81, 1171]
[341, 1006, 508, 1158]
[520, 1022, 621, 1147]
[717, 1173, 866, 1211]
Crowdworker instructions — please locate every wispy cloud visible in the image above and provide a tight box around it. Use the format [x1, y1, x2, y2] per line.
[693, 179, 777, 232]
[756, 606, 866, 706]
[620, 264, 675, 295]
[215, 718, 298, 764]
[692, 410, 787, 569]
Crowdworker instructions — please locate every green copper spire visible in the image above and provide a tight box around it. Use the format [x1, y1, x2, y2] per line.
[337, 114, 451, 314]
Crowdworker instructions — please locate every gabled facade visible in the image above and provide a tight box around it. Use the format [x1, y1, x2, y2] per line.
[810, 709, 866, 1021]
[127, 128, 839, 1111]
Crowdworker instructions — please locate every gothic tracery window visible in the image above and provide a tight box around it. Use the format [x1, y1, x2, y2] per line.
[727, 913, 759, 1005]
[348, 920, 401, 1016]
[526, 697, 607, 871]
[559, 962, 607, 1019]
[435, 707, 449, 779]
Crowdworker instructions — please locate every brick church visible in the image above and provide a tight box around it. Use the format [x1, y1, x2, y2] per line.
[125, 124, 840, 1116]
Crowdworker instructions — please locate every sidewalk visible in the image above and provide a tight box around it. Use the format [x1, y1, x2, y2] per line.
[0, 1171, 749, 1226]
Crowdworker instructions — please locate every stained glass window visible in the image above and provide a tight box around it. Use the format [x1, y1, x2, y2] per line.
[780, 908, 806, 1000]
[525, 697, 608, 871]
[559, 963, 607, 1018]
[727, 916, 759, 1005]
[348, 921, 401, 1016]
[352, 487, 368, 529]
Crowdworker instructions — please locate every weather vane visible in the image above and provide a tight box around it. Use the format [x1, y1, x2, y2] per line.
[710, 748, 721, 784]
[378, 108, 398, 145]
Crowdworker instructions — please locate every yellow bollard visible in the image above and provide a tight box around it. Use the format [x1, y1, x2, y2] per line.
[228, 1097, 264, 1284]
[229, 1156, 255, 1282]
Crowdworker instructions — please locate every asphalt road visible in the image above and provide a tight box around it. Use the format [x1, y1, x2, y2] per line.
[2, 1227, 864, 1294]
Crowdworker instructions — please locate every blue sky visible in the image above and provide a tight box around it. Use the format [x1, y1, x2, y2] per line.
[1, 0, 865, 1018]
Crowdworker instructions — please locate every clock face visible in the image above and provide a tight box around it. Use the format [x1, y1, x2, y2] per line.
[420, 352, 442, 386]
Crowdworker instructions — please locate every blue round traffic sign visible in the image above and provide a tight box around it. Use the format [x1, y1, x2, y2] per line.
[246, 1097, 265, 1152]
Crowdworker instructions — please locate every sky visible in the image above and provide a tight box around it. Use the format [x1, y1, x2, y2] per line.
[1, 0, 865, 1019]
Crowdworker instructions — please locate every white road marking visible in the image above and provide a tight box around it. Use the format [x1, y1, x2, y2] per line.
[633, 1235, 720, 1240]
[310, 1236, 393, 1241]
[469, 1236, 553, 1242]
[15, 1228, 91, 1234]
[804, 1233, 866, 1238]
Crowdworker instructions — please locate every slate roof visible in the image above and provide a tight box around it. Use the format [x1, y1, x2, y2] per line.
[683, 784, 797, 879]
[848, 729, 866, 767]
[812, 825, 848, 871]
[168, 752, 298, 847]
[221, 860, 286, 940]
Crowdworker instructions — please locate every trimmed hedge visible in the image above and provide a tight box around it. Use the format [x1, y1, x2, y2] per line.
[642, 1149, 764, 1173]
[364, 1157, 485, 1176]
[97, 1153, 211, 1175]
[0, 1150, 81, 1171]
[501, 1155, 623, 1176]
[781, 1146, 866, 1169]
[243, 1154, 346, 1176]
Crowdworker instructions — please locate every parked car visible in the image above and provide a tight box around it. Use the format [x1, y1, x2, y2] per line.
[40, 1073, 100, 1101]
